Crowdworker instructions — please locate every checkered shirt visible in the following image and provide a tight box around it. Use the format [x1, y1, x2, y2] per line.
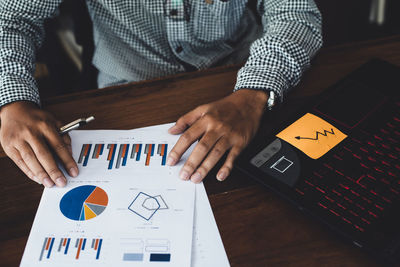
[0, 0, 322, 107]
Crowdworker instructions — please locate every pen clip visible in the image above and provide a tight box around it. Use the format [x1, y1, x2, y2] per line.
[59, 118, 86, 133]
[59, 116, 95, 134]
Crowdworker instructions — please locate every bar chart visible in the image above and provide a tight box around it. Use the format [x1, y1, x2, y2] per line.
[39, 237, 103, 261]
[77, 143, 169, 169]
[78, 144, 92, 166]
[92, 144, 104, 159]
[106, 144, 117, 169]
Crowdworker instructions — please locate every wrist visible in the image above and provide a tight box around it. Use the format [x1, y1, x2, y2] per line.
[231, 89, 269, 112]
[0, 101, 38, 118]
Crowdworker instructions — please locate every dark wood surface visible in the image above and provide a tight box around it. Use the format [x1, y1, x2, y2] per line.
[1, 35, 400, 266]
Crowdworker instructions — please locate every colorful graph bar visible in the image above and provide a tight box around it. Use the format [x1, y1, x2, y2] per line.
[39, 237, 55, 261]
[78, 144, 92, 166]
[116, 144, 130, 169]
[75, 238, 84, 259]
[144, 144, 155, 166]
[92, 144, 104, 159]
[96, 239, 103, 260]
[82, 238, 87, 250]
[157, 144, 168, 166]
[65, 238, 71, 255]
[130, 144, 142, 161]
[107, 144, 117, 169]
[57, 237, 71, 255]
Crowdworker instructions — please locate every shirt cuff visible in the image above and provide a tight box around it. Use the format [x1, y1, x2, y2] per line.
[0, 75, 41, 108]
[234, 66, 288, 104]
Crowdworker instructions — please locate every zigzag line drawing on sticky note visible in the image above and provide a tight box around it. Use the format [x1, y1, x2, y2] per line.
[295, 128, 335, 141]
[277, 113, 347, 159]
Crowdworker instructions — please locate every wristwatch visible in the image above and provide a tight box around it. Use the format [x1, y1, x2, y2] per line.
[266, 90, 276, 110]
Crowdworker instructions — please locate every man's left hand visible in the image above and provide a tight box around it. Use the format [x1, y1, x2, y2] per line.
[167, 89, 269, 183]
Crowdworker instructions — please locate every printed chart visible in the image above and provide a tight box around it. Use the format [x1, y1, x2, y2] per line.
[59, 185, 108, 221]
[20, 125, 209, 267]
[128, 192, 169, 221]
[39, 237, 103, 261]
[78, 143, 168, 169]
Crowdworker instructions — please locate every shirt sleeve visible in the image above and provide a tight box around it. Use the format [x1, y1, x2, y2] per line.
[0, 0, 62, 107]
[234, 0, 323, 103]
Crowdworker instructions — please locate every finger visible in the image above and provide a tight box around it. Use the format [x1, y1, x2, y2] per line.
[28, 137, 67, 187]
[216, 145, 243, 182]
[190, 138, 231, 183]
[16, 142, 55, 188]
[55, 120, 73, 154]
[168, 106, 206, 135]
[167, 120, 206, 166]
[179, 130, 222, 181]
[6, 147, 38, 183]
[44, 126, 78, 177]
[62, 134, 73, 155]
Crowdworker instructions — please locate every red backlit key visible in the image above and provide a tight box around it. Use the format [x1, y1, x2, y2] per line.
[355, 225, 364, 232]
[361, 218, 370, 225]
[295, 188, 304, 195]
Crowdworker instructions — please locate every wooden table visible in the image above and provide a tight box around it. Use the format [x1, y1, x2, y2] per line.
[1, 35, 400, 266]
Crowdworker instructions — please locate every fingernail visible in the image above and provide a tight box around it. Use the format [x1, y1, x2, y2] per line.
[166, 156, 175, 166]
[217, 172, 227, 181]
[180, 170, 190, 180]
[191, 172, 202, 183]
[33, 176, 42, 184]
[43, 178, 54, 188]
[55, 177, 67, 187]
[168, 125, 176, 134]
[69, 167, 78, 177]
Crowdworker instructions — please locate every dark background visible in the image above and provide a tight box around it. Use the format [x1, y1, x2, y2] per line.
[36, 0, 400, 98]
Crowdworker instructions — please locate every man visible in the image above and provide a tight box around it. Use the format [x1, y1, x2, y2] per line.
[0, 0, 322, 187]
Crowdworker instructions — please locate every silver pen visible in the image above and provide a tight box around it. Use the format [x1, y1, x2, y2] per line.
[59, 116, 95, 134]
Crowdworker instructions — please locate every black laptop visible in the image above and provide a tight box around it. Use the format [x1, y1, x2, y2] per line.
[237, 59, 400, 263]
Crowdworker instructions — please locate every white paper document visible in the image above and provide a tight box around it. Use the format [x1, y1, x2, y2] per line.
[20, 123, 229, 267]
[191, 184, 230, 267]
[138, 125, 230, 267]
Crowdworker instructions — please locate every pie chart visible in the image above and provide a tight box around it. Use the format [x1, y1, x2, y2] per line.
[60, 185, 108, 221]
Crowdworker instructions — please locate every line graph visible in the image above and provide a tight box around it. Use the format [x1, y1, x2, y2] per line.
[295, 128, 335, 141]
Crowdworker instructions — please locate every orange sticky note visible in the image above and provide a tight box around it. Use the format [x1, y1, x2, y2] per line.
[276, 113, 347, 159]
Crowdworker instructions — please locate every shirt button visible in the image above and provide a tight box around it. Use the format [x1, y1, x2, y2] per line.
[170, 9, 178, 16]
[205, 0, 213, 4]
[176, 46, 183, 53]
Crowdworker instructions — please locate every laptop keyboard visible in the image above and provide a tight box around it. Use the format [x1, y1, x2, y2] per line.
[295, 102, 400, 233]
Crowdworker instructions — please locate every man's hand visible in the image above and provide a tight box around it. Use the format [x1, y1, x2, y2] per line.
[0, 101, 79, 187]
[167, 89, 268, 183]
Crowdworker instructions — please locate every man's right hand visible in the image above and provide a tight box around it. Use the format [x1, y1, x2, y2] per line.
[0, 101, 78, 187]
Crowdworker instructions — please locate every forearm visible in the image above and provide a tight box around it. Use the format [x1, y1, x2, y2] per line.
[235, 0, 323, 102]
[0, 0, 62, 107]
